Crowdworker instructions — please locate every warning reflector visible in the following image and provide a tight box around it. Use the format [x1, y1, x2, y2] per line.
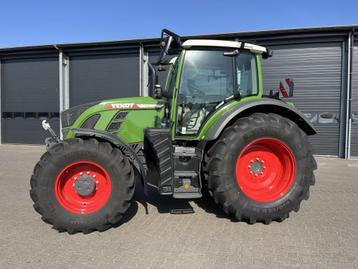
[279, 79, 294, 98]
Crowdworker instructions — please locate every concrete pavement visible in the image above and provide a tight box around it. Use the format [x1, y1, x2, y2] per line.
[0, 144, 357, 269]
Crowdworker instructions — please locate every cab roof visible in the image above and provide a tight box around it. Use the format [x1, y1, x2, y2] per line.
[182, 39, 268, 54]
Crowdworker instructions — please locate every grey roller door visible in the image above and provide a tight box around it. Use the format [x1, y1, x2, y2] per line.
[351, 44, 358, 157]
[1, 57, 59, 144]
[262, 42, 342, 156]
[70, 53, 139, 107]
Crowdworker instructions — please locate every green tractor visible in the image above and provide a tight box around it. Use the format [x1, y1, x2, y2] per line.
[30, 29, 316, 233]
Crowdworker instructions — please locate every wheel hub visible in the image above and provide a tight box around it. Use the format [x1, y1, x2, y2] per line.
[250, 160, 263, 173]
[74, 175, 96, 196]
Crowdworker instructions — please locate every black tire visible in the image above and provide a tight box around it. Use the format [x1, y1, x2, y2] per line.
[30, 138, 135, 234]
[204, 113, 316, 224]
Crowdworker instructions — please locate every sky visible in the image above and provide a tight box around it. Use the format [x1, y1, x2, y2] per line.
[0, 0, 357, 48]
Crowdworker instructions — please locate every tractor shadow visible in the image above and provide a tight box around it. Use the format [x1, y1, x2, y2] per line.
[193, 191, 238, 222]
[132, 179, 237, 222]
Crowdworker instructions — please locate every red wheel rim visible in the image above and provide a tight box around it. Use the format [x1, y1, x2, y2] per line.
[55, 161, 112, 214]
[235, 138, 296, 203]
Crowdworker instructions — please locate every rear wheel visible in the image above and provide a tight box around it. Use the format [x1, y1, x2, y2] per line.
[30, 138, 135, 233]
[204, 113, 316, 224]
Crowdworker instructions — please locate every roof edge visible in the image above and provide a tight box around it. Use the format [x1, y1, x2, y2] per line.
[1, 25, 357, 54]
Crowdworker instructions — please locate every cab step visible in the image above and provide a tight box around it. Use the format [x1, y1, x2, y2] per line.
[173, 171, 202, 199]
[173, 192, 202, 199]
[170, 208, 195, 214]
[144, 128, 203, 198]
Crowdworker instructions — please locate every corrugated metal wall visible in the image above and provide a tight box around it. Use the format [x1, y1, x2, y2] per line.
[351, 43, 358, 156]
[1, 57, 60, 144]
[69, 52, 140, 107]
[0, 27, 357, 158]
[262, 42, 343, 156]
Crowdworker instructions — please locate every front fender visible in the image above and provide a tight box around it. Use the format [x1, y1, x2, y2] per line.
[206, 98, 316, 141]
[69, 128, 148, 190]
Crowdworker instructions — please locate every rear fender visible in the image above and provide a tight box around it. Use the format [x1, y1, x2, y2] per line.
[206, 98, 316, 141]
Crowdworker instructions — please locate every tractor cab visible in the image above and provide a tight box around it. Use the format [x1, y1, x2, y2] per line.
[150, 29, 272, 139]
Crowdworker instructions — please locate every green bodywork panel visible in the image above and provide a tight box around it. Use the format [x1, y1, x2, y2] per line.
[64, 52, 268, 144]
[64, 97, 164, 144]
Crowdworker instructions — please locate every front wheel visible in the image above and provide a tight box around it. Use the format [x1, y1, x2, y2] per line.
[204, 113, 316, 224]
[30, 138, 135, 234]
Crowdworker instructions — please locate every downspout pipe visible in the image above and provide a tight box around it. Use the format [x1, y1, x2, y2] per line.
[0, 59, 2, 144]
[345, 30, 354, 159]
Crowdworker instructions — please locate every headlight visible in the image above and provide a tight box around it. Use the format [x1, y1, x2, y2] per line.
[61, 101, 100, 128]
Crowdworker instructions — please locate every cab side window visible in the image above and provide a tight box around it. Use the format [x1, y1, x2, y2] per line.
[236, 52, 258, 97]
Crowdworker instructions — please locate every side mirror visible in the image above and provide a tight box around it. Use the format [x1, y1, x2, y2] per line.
[154, 84, 162, 99]
[279, 78, 294, 98]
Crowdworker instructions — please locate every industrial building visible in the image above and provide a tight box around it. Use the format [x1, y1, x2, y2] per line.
[0, 25, 357, 158]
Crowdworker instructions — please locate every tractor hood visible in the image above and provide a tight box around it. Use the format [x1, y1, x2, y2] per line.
[62, 96, 165, 144]
[61, 97, 163, 129]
